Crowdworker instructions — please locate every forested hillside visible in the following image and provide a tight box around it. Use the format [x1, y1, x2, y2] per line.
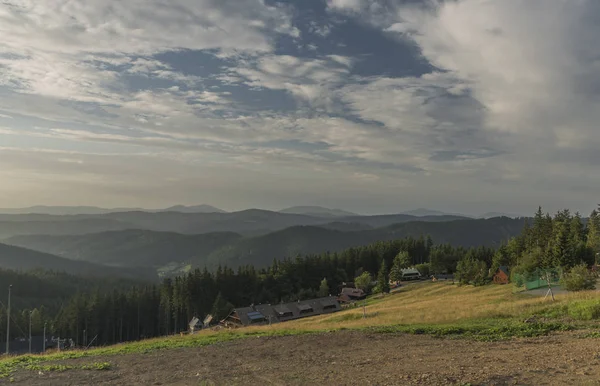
[2, 236, 489, 347]
[206, 217, 524, 269]
[0, 243, 157, 281]
[6, 217, 525, 271]
[6, 231, 242, 267]
[0, 269, 149, 343]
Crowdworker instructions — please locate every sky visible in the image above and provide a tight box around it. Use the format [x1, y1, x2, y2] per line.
[0, 0, 599, 216]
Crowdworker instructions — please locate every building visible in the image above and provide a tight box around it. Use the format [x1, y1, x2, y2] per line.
[220, 296, 341, 328]
[401, 268, 422, 280]
[493, 266, 510, 285]
[339, 287, 366, 301]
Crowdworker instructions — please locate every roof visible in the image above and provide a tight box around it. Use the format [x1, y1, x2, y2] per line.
[341, 287, 365, 297]
[401, 268, 421, 275]
[222, 296, 341, 327]
[497, 266, 509, 276]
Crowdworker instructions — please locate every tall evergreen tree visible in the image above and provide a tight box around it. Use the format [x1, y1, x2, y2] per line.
[375, 260, 390, 294]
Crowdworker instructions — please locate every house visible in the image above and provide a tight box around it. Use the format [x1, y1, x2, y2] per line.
[401, 268, 422, 281]
[220, 296, 341, 328]
[493, 266, 510, 285]
[339, 287, 366, 300]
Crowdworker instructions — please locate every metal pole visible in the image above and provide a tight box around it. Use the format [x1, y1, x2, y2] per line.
[5, 285, 12, 355]
[43, 323, 46, 353]
[29, 311, 32, 354]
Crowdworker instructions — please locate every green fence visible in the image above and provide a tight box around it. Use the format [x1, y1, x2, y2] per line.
[512, 268, 562, 292]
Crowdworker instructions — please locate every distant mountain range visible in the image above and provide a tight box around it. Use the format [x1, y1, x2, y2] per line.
[0, 205, 524, 219]
[0, 204, 226, 215]
[278, 206, 359, 217]
[399, 208, 522, 218]
[0, 210, 471, 239]
[5, 217, 526, 272]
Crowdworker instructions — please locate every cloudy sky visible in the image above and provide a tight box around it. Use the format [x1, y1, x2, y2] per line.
[0, 0, 598, 216]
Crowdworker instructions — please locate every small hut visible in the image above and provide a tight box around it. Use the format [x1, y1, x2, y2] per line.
[493, 266, 510, 285]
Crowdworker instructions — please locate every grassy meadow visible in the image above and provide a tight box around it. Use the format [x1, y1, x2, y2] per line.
[3, 281, 600, 380]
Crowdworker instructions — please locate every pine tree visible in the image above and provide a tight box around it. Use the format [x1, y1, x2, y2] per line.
[587, 210, 600, 258]
[375, 260, 390, 294]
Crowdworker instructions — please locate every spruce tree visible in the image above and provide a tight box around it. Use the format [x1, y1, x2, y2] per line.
[376, 260, 390, 294]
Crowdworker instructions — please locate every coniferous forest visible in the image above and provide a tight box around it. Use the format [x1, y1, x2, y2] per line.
[1, 206, 599, 348]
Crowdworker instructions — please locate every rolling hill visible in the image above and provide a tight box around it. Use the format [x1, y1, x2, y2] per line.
[6, 230, 241, 267]
[6, 217, 526, 271]
[0, 243, 158, 281]
[203, 217, 525, 269]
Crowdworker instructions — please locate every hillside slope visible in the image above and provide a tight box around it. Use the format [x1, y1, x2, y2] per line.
[0, 243, 157, 281]
[5, 217, 525, 270]
[6, 230, 242, 267]
[205, 217, 525, 268]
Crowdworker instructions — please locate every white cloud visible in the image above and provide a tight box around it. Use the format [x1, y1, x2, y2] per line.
[327, 0, 365, 13]
[0, 0, 296, 56]
[0, 0, 297, 106]
[231, 54, 353, 107]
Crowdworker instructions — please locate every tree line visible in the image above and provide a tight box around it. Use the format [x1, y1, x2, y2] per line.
[454, 206, 600, 286]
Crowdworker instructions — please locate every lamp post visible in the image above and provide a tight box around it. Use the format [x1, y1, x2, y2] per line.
[28, 311, 32, 354]
[43, 322, 47, 353]
[5, 285, 12, 355]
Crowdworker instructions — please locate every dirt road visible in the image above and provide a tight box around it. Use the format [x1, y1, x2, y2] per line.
[7, 330, 600, 385]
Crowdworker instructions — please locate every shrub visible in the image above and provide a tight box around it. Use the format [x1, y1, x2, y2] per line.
[414, 263, 430, 277]
[560, 264, 597, 291]
[567, 300, 600, 320]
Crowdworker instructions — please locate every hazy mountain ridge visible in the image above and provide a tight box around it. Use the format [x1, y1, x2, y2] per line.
[0, 210, 469, 239]
[0, 243, 157, 281]
[6, 230, 241, 267]
[205, 217, 526, 269]
[279, 206, 359, 217]
[0, 204, 226, 215]
[6, 217, 527, 272]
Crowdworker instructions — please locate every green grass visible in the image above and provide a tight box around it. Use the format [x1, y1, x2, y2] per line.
[364, 319, 574, 341]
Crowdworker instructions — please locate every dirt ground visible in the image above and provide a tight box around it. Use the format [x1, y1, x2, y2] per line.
[7, 330, 600, 386]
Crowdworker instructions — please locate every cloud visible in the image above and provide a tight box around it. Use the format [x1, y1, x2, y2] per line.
[0, 0, 297, 56]
[1, 0, 599, 214]
[0, 0, 297, 105]
[230, 54, 353, 108]
[327, 0, 365, 13]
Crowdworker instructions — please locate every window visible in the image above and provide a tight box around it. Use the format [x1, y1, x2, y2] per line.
[323, 304, 337, 311]
[298, 304, 314, 315]
[247, 311, 266, 323]
[275, 306, 293, 318]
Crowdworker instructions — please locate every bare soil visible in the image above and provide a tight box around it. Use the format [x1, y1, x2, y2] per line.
[7, 330, 600, 385]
